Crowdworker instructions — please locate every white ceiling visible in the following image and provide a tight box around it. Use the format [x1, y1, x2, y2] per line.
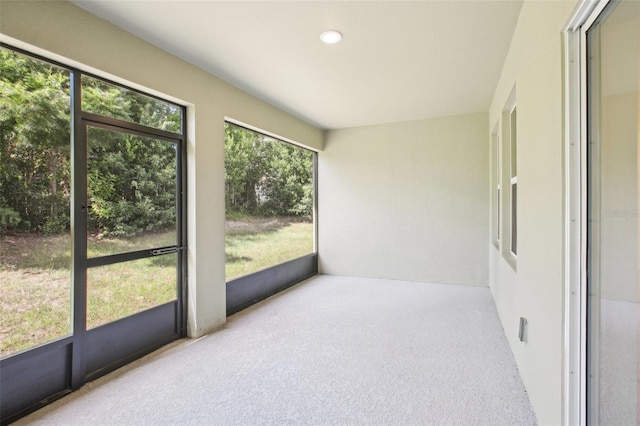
[72, 0, 523, 130]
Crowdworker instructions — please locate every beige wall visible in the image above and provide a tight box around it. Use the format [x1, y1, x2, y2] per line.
[488, 1, 579, 424]
[0, 0, 324, 337]
[319, 113, 489, 286]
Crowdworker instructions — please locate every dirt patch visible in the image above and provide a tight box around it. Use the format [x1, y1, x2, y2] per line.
[0, 233, 69, 270]
[225, 216, 309, 234]
[226, 218, 283, 233]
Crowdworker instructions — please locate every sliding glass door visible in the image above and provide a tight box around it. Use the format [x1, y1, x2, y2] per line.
[587, 1, 639, 424]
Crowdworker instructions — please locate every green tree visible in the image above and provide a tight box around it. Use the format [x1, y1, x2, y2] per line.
[224, 123, 313, 219]
[259, 140, 313, 218]
[0, 50, 71, 233]
[224, 124, 268, 213]
[87, 129, 177, 237]
[1, 49, 181, 236]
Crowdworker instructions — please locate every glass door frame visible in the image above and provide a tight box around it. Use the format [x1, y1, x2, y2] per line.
[0, 44, 187, 423]
[563, 1, 614, 424]
[73, 110, 187, 386]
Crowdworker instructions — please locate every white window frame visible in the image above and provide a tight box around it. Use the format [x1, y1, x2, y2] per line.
[501, 88, 517, 269]
[491, 124, 501, 249]
[509, 105, 518, 258]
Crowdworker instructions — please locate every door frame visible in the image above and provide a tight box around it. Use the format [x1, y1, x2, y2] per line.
[0, 44, 187, 424]
[563, 1, 612, 424]
[77, 115, 186, 383]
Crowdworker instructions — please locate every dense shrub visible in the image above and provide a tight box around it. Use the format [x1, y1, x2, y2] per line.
[1, 50, 180, 237]
[0, 206, 21, 233]
[224, 124, 313, 219]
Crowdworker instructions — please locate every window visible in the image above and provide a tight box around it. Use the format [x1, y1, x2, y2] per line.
[81, 75, 181, 133]
[0, 49, 72, 357]
[491, 125, 501, 248]
[0, 47, 185, 354]
[509, 106, 517, 256]
[224, 122, 317, 314]
[500, 88, 516, 268]
[0, 45, 186, 423]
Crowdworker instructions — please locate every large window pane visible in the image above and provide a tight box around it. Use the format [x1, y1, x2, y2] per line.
[224, 123, 314, 281]
[0, 49, 71, 357]
[509, 106, 517, 257]
[86, 126, 177, 257]
[511, 181, 517, 256]
[81, 75, 181, 133]
[87, 254, 177, 329]
[588, 2, 639, 424]
[491, 127, 501, 248]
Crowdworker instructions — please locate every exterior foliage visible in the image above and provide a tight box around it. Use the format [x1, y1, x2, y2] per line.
[0, 49, 181, 236]
[1, 48, 311, 237]
[0, 50, 71, 234]
[86, 129, 177, 237]
[224, 123, 313, 219]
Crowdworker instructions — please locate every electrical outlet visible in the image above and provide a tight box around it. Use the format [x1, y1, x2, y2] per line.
[518, 317, 527, 342]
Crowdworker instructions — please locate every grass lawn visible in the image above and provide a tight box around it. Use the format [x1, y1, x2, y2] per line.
[225, 216, 314, 281]
[1, 217, 313, 358]
[0, 231, 176, 358]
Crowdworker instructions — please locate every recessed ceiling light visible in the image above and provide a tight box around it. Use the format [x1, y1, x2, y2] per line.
[320, 30, 342, 45]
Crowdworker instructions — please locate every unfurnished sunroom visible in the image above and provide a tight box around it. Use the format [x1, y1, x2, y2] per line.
[0, 0, 638, 425]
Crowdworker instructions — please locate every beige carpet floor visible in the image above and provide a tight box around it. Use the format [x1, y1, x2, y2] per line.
[16, 275, 537, 425]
